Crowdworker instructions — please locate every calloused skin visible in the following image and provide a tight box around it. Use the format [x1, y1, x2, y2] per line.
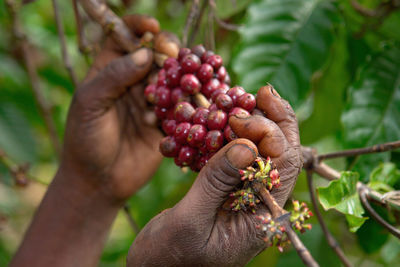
[10, 14, 302, 267]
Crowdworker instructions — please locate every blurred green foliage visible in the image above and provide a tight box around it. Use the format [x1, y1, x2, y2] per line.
[1, 0, 400, 266]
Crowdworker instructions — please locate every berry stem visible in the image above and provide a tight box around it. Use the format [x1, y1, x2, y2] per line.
[193, 92, 211, 108]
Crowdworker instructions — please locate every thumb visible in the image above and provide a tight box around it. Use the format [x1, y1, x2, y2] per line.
[77, 48, 153, 110]
[178, 139, 257, 217]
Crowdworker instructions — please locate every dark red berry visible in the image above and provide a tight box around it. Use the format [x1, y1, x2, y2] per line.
[209, 103, 218, 112]
[174, 156, 183, 167]
[193, 107, 210, 125]
[216, 66, 227, 82]
[159, 136, 180, 157]
[154, 106, 169, 119]
[162, 119, 177, 136]
[178, 48, 191, 61]
[166, 67, 181, 87]
[207, 110, 228, 130]
[201, 50, 214, 63]
[219, 83, 230, 93]
[187, 124, 207, 147]
[191, 154, 208, 172]
[191, 44, 206, 58]
[163, 57, 179, 70]
[228, 107, 250, 117]
[144, 84, 157, 104]
[157, 69, 167, 86]
[227, 86, 245, 105]
[171, 88, 190, 104]
[180, 74, 201, 94]
[215, 93, 233, 112]
[224, 125, 237, 142]
[205, 130, 224, 152]
[174, 122, 191, 144]
[155, 86, 172, 108]
[201, 78, 220, 98]
[181, 54, 201, 73]
[174, 101, 195, 122]
[224, 74, 231, 85]
[206, 54, 223, 69]
[178, 146, 197, 166]
[197, 63, 214, 83]
[210, 86, 229, 102]
[237, 93, 256, 112]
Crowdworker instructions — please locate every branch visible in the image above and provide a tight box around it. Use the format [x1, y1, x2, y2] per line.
[351, 0, 376, 17]
[182, 0, 200, 47]
[123, 204, 140, 235]
[78, 0, 140, 53]
[317, 140, 400, 161]
[254, 183, 319, 267]
[72, 0, 92, 59]
[358, 184, 400, 239]
[306, 170, 352, 267]
[188, 0, 208, 47]
[209, 0, 242, 31]
[52, 0, 78, 86]
[206, 4, 215, 51]
[6, 0, 61, 158]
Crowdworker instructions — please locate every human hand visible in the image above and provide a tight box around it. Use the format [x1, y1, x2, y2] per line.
[61, 15, 178, 202]
[127, 85, 302, 266]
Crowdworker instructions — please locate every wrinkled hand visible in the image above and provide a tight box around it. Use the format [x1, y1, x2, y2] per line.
[127, 85, 302, 266]
[61, 15, 169, 201]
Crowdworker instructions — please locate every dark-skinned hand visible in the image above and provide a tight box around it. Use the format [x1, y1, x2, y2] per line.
[127, 85, 303, 266]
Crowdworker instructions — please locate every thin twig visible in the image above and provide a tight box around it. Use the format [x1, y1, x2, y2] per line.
[52, 0, 78, 86]
[351, 0, 376, 17]
[209, 0, 242, 31]
[306, 170, 352, 267]
[188, 0, 208, 47]
[183, 0, 200, 47]
[317, 140, 400, 161]
[72, 0, 92, 59]
[6, 0, 61, 158]
[254, 183, 319, 267]
[123, 204, 140, 235]
[78, 0, 140, 52]
[206, 5, 215, 51]
[358, 184, 400, 239]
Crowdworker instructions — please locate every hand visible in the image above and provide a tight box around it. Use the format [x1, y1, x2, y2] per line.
[61, 15, 175, 202]
[127, 85, 302, 266]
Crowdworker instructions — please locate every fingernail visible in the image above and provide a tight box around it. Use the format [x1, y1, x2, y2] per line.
[234, 113, 250, 119]
[131, 48, 151, 67]
[226, 144, 256, 169]
[269, 85, 281, 98]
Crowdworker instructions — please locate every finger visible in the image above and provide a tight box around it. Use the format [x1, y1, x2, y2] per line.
[85, 14, 160, 81]
[76, 48, 153, 111]
[229, 115, 288, 158]
[256, 85, 300, 148]
[178, 139, 257, 218]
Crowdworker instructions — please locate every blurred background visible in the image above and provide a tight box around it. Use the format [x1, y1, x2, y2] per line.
[1, 0, 400, 266]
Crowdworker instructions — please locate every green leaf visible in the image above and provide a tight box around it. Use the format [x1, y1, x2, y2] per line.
[317, 171, 367, 232]
[233, 0, 338, 108]
[341, 45, 400, 179]
[370, 162, 400, 187]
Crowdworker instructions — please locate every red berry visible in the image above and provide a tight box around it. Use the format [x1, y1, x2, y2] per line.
[191, 154, 208, 172]
[201, 50, 214, 63]
[187, 124, 207, 147]
[174, 101, 195, 122]
[174, 122, 191, 144]
[157, 69, 167, 86]
[227, 86, 245, 105]
[178, 48, 191, 61]
[166, 67, 181, 87]
[209, 103, 218, 112]
[155, 86, 172, 108]
[163, 57, 179, 70]
[193, 107, 210, 125]
[219, 83, 230, 92]
[237, 93, 256, 112]
[224, 125, 237, 142]
[201, 78, 220, 98]
[154, 106, 169, 119]
[197, 63, 214, 83]
[224, 74, 231, 85]
[171, 88, 190, 104]
[229, 107, 250, 117]
[178, 146, 197, 166]
[159, 136, 180, 157]
[206, 54, 223, 69]
[207, 110, 228, 130]
[191, 44, 206, 58]
[180, 74, 201, 94]
[144, 84, 157, 104]
[215, 93, 233, 112]
[181, 54, 201, 73]
[174, 156, 183, 167]
[210, 86, 229, 102]
[216, 66, 227, 82]
[205, 130, 224, 152]
[162, 119, 177, 136]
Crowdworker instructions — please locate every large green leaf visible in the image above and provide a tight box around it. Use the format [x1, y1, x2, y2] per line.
[368, 162, 400, 193]
[233, 0, 338, 108]
[317, 171, 367, 232]
[341, 46, 400, 179]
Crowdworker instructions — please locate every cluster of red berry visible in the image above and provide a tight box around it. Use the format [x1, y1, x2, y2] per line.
[144, 45, 256, 171]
